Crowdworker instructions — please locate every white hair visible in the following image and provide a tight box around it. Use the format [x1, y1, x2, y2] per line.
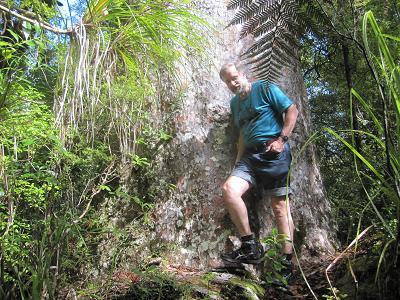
[219, 62, 237, 80]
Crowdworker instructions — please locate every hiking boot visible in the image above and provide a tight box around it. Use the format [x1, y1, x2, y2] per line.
[221, 236, 264, 264]
[280, 256, 294, 285]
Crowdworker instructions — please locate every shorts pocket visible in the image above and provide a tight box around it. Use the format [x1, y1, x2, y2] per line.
[262, 151, 280, 160]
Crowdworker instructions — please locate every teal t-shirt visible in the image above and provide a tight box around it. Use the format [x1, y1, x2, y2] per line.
[230, 81, 293, 148]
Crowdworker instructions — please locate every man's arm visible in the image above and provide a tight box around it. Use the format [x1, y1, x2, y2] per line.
[266, 104, 298, 153]
[235, 133, 245, 163]
[280, 104, 298, 138]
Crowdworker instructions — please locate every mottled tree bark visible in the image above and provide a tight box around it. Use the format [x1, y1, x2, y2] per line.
[153, 0, 337, 268]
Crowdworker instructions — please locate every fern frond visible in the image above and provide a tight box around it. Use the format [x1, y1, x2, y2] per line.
[297, 1, 329, 36]
[227, 0, 257, 10]
[251, 46, 290, 68]
[239, 4, 279, 38]
[281, 0, 297, 15]
[227, 0, 330, 81]
[228, 0, 280, 26]
[242, 31, 277, 57]
[275, 37, 296, 58]
[251, 20, 278, 39]
[254, 64, 281, 82]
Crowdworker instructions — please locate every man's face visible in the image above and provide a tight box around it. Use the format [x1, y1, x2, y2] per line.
[222, 66, 245, 95]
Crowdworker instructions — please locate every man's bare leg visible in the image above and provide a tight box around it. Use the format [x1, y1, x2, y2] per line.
[221, 176, 264, 264]
[222, 176, 252, 236]
[271, 196, 294, 254]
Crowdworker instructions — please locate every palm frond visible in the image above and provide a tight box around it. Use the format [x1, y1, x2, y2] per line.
[55, 0, 208, 160]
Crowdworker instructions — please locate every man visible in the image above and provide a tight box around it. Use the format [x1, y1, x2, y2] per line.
[219, 63, 298, 268]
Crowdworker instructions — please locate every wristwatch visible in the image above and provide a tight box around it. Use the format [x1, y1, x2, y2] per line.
[279, 135, 289, 143]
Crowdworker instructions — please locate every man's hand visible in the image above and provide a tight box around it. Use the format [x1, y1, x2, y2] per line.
[265, 138, 285, 153]
[265, 104, 297, 154]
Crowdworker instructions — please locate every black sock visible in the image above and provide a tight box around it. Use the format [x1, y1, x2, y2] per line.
[284, 253, 293, 261]
[240, 233, 255, 242]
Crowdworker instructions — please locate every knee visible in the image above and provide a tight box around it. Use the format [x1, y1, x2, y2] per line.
[222, 180, 240, 202]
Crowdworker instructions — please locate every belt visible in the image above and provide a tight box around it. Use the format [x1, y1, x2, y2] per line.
[250, 142, 267, 152]
[248, 137, 280, 152]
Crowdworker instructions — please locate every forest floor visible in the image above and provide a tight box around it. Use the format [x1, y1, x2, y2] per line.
[102, 254, 351, 300]
[63, 234, 398, 299]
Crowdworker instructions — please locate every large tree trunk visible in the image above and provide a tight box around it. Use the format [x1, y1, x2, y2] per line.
[153, 0, 337, 268]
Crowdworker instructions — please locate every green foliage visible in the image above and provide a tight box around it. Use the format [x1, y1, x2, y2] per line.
[262, 228, 291, 286]
[322, 287, 348, 300]
[228, 0, 398, 82]
[0, 58, 115, 298]
[227, 0, 302, 81]
[0, 86, 62, 298]
[19, 0, 58, 18]
[116, 268, 189, 300]
[56, 0, 208, 158]
[305, 9, 399, 297]
[108, 186, 155, 225]
[1, 1, 209, 298]
[302, 1, 400, 246]
[202, 272, 217, 290]
[320, 10, 399, 242]
[74, 267, 192, 299]
[357, 10, 399, 283]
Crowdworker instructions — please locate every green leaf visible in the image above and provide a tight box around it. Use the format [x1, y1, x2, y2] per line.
[273, 260, 284, 271]
[350, 89, 383, 133]
[275, 273, 288, 286]
[7, 29, 20, 42]
[0, 41, 11, 47]
[323, 128, 385, 183]
[382, 34, 400, 42]
[131, 154, 150, 167]
[34, 24, 42, 33]
[99, 184, 111, 192]
[159, 130, 172, 141]
[2, 49, 14, 60]
[24, 21, 32, 31]
[23, 139, 35, 146]
[25, 40, 36, 47]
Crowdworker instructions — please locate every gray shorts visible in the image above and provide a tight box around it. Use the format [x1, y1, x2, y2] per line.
[231, 142, 293, 197]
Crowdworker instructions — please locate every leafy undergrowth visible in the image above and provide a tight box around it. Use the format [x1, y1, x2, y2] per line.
[110, 270, 187, 300]
[59, 260, 331, 299]
[66, 234, 400, 300]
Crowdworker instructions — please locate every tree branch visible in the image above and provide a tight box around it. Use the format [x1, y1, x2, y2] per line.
[72, 161, 117, 225]
[1, 11, 6, 35]
[0, 3, 72, 34]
